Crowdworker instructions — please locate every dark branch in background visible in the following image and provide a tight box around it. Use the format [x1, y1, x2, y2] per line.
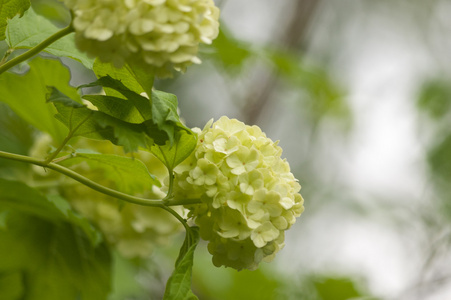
[242, 0, 321, 125]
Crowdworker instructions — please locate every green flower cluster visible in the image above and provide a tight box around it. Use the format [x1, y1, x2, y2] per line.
[174, 117, 305, 270]
[64, 0, 220, 77]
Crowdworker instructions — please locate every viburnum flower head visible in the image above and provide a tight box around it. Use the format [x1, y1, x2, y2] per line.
[174, 117, 305, 270]
[64, 0, 220, 77]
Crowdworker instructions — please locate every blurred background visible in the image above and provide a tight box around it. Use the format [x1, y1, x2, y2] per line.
[4, 0, 451, 299]
[155, 0, 451, 299]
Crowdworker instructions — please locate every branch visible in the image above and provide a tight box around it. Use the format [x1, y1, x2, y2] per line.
[0, 150, 201, 207]
[0, 25, 75, 75]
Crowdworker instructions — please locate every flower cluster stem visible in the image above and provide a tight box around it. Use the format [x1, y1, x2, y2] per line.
[0, 150, 201, 208]
[0, 25, 75, 75]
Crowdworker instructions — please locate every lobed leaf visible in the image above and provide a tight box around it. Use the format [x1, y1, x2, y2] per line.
[0, 178, 102, 246]
[47, 87, 152, 152]
[0, 0, 30, 40]
[163, 227, 200, 300]
[60, 150, 161, 194]
[151, 129, 197, 171]
[5, 7, 94, 68]
[0, 57, 79, 142]
[0, 212, 111, 300]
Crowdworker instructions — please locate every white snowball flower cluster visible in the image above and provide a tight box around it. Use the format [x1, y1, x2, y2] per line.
[173, 117, 305, 270]
[64, 0, 220, 77]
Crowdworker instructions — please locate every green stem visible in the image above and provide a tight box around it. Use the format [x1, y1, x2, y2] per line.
[0, 150, 201, 207]
[162, 206, 191, 232]
[44, 111, 93, 164]
[0, 25, 75, 75]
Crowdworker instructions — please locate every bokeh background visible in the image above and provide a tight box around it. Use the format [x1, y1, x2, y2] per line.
[3, 0, 451, 299]
[156, 0, 451, 299]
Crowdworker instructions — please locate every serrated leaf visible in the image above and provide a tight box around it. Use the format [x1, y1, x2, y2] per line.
[151, 129, 197, 170]
[81, 76, 186, 146]
[0, 0, 30, 40]
[0, 212, 111, 300]
[81, 76, 153, 121]
[60, 151, 161, 194]
[47, 87, 152, 152]
[0, 57, 79, 142]
[0, 178, 102, 246]
[163, 227, 200, 300]
[93, 60, 145, 96]
[82, 94, 144, 123]
[5, 7, 94, 68]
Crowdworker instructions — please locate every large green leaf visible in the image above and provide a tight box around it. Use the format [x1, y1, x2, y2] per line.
[0, 178, 102, 246]
[163, 227, 200, 300]
[0, 0, 30, 40]
[0, 271, 24, 300]
[93, 59, 144, 98]
[5, 7, 94, 68]
[151, 129, 197, 171]
[81, 76, 196, 148]
[0, 56, 79, 142]
[0, 212, 111, 300]
[47, 87, 152, 152]
[61, 150, 161, 194]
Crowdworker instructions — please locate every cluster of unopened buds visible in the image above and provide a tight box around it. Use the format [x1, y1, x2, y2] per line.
[173, 117, 304, 270]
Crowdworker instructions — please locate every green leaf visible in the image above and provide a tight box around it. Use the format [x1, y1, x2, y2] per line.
[0, 211, 8, 230]
[81, 76, 153, 121]
[82, 94, 144, 123]
[0, 178, 102, 246]
[0, 212, 111, 300]
[314, 277, 364, 300]
[47, 87, 152, 152]
[5, 7, 94, 68]
[0, 56, 79, 142]
[61, 150, 161, 194]
[0, 0, 30, 40]
[417, 78, 451, 120]
[93, 60, 145, 96]
[163, 227, 200, 300]
[209, 26, 252, 73]
[0, 271, 24, 300]
[151, 129, 197, 170]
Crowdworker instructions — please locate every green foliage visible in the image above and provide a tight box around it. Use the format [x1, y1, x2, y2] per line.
[0, 0, 30, 40]
[61, 150, 161, 194]
[0, 271, 24, 300]
[417, 79, 451, 120]
[0, 178, 110, 299]
[0, 57, 77, 142]
[313, 277, 365, 300]
[79, 75, 198, 167]
[209, 26, 252, 72]
[47, 86, 152, 153]
[5, 7, 93, 68]
[164, 227, 200, 300]
[0, 212, 111, 300]
[0, 178, 102, 245]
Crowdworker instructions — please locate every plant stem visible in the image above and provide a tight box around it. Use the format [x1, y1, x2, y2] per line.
[0, 150, 201, 208]
[44, 111, 93, 164]
[0, 25, 75, 75]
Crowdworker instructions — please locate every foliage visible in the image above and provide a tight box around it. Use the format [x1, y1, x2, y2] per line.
[0, 0, 341, 299]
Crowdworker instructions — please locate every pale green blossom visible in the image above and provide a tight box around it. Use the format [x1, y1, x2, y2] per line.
[174, 116, 305, 270]
[64, 0, 220, 77]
